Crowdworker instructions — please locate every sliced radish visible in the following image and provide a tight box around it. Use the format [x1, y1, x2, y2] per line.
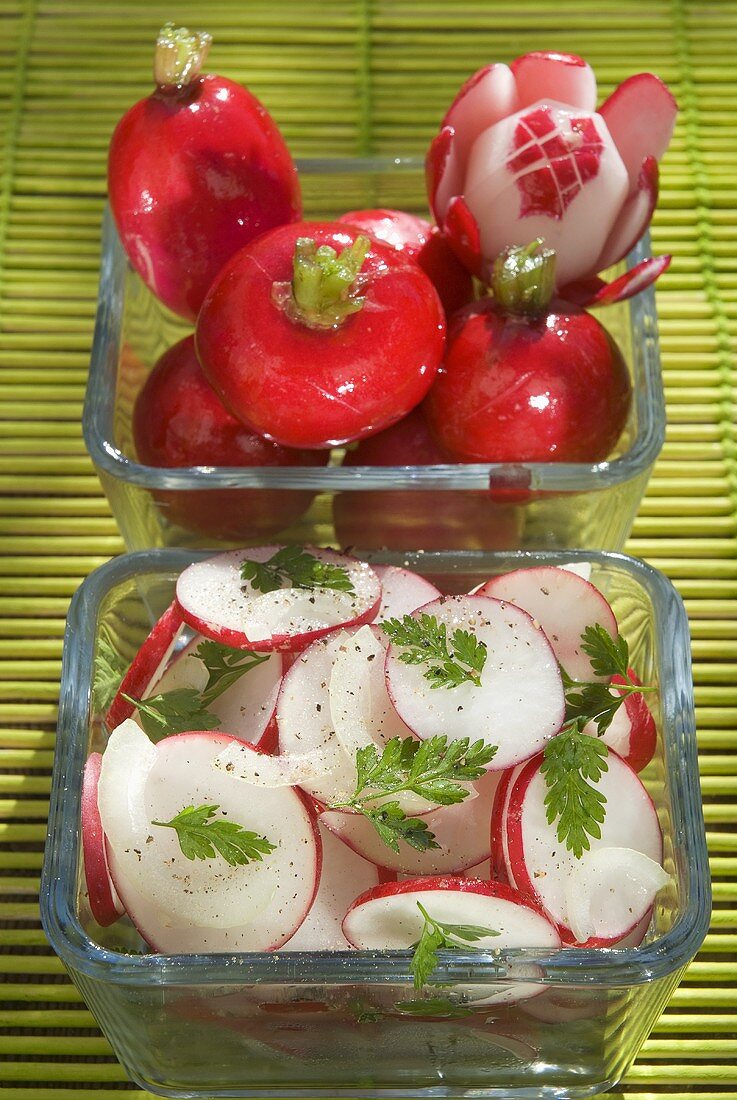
[145, 633, 282, 747]
[282, 822, 382, 951]
[594, 155, 659, 271]
[105, 601, 184, 728]
[586, 254, 671, 307]
[557, 562, 592, 582]
[81, 752, 125, 927]
[175, 547, 381, 652]
[213, 739, 337, 788]
[442, 63, 519, 177]
[598, 73, 678, 195]
[372, 565, 441, 623]
[99, 725, 321, 952]
[490, 765, 523, 884]
[504, 750, 663, 945]
[321, 769, 501, 875]
[277, 625, 412, 806]
[384, 595, 564, 769]
[343, 877, 560, 1005]
[582, 671, 657, 772]
[510, 52, 597, 113]
[563, 847, 670, 945]
[476, 567, 618, 682]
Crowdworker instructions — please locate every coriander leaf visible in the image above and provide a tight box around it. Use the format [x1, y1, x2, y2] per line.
[382, 613, 487, 690]
[94, 633, 127, 712]
[580, 624, 630, 680]
[124, 689, 220, 741]
[195, 640, 270, 706]
[564, 680, 623, 736]
[152, 803, 276, 866]
[362, 803, 440, 853]
[410, 902, 500, 990]
[240, 546, 355, 596]
[541, 724, 608, 859]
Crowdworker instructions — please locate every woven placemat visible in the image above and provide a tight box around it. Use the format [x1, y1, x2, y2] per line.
[1, 0, 735, 1095]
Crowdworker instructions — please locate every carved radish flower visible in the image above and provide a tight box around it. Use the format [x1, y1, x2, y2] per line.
[427, 52, 677, 305]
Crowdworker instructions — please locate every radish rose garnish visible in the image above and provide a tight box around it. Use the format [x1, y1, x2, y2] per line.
[427, 51, 677, 304]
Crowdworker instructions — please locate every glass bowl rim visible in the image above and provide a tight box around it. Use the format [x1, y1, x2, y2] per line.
[41, 547, 711, 990]
[83, 155, 666, 494]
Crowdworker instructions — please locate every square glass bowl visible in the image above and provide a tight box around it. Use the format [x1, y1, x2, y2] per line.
[84, 157, 666, 554]
[41, 548, 709, 1099]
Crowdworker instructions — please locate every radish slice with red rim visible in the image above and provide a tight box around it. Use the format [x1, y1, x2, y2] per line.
[372, 565, 442, 623]
[81, 752, 125, 927]
[384, 595, 564, 769]
[557, 562, 592, 582]
[99, 724, 321, 952]
[342, 876, 560, 1005]
[582, 671, 657, 772]
[175, 546, 381, 652]
[476, 567, 618, 682]
[321, 769, 501, 875]
[145, 633, 282, 747]
[277, 625, 413, 806]
[282, 822, 383, 951]
[503, 750, 663, 946]
[105, 601, 184, 728]
[563, 847, 670, 945]
[213, 740, 337, 788]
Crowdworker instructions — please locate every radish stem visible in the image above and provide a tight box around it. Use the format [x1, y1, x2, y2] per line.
[491, 239, 556, 317]
[154, 22, 212, 89]
[272, 235, 371, 330]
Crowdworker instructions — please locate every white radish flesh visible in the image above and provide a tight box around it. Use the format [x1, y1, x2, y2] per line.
[282, 823, 382, 951]
[321, 769, 501, 875]
[99, 726, 320, 952]
[213, 740, 337, 788]
[175, 546, 380, 652]
[81, 752, 125, 926]
[105, 602, 184, 728]
[504, 750, 663, 945]
[476, 566, 618, 682]
[385, 595, 564, 769]
[372, 565, 441, 623]
[563, 846, 671, 944]
[147, 633, 282, 747]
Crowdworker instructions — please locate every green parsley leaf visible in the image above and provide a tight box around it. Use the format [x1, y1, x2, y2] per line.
[94, 633, 127, 712]
[410, 901, 500, 990]
[580, 624, 630, 680]
[382, 613, 488, 690]
[540, 723, 609, 859]
[152, 803, 276, 866]
[195, 640, 270, 706]
[361, 802, 440, 853]
[240, 546, 355, 596]
[124, 689, 220, 742]
[564, 680, 623, 736]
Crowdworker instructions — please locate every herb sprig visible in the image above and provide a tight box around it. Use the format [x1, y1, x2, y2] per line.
[94, 633, 127, 712]
[382, 613, 488, 690]
[330, 735, 496, 853]
[152, 803, 276, 866]
[410, 901, 500, 990]
[241, 546, 355, 596]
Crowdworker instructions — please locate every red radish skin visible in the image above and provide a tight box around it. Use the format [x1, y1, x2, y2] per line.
[337, 208, 474, 317]
[583, 670, 657, 772]
[196, 222, 446, 450]
[105, 601, 183, 729]
[424, 294, 631, 465]
[81, 753, 125, 927]
[503, 750, 663, 946]
[489, 767, 519, 885]
[132, 336, 328, 540]
[175, 547, 381, 653]
[333, 408, 522, 552]
[108, 25, 301, 321]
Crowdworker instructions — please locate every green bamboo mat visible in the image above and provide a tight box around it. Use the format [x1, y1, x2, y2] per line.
[0, 0, 735, 1095]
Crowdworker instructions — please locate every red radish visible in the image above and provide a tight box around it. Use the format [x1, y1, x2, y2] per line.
[476, 565, 618, 682]
[424, 242, 631, 465]
[105, 601, 184, 729]
[132, 336, 328, 540]
[333, 408, 522, 552]
[108, 23, 301, 322]
[342, 876, 560, 1005]
[175, 546, 381, 652]
[98, 722, 321, 953]
[81, 753, 125, 927]
[337, 208, 473, 317]
[321, 769, 501, 875]
[196, 222, 445, 449]
[372, 565, 442, 623]
[563, 846, 669, 947]
[384, 595, 565, 768]
[276, 625, 413, 806]
[282, 822, 384, 951]
[489, 766, 522, 884]
[145, 631, 283, 748]
[582, 670, 657, 772]
[503, 750, 663, 946]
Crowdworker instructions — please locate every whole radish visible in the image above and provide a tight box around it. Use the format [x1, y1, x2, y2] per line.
[424, 240, 631, 463]
[132, 335, 327, 539]
[108, 23, 301, 321]
[196, 222, 445, 449]
[337, 208, 474, 318]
